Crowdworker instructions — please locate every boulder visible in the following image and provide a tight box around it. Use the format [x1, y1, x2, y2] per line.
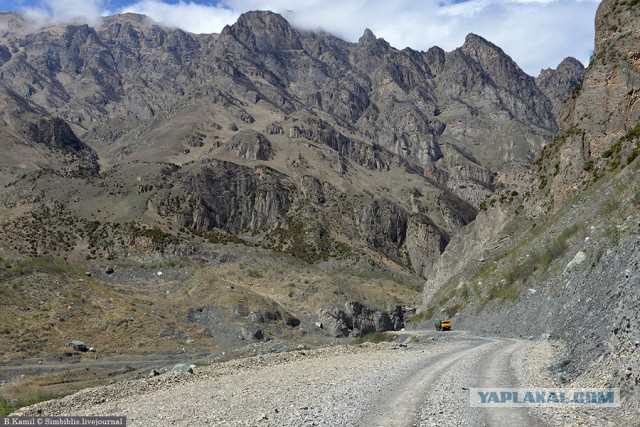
[66, 341, 88, 352]
[172, 363, 193, 374]
[240, 327, 264, 340]
[564, 251, 587, 274]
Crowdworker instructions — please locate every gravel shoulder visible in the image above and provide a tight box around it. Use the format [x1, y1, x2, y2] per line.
[11, 332, 604, 426]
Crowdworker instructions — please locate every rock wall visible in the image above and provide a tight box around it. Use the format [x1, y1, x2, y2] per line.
[174, 161, 293, 233]
[318, 301, 405, 338]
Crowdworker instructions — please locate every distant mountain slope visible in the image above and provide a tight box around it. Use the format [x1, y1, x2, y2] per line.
[0, 10, 582, 277]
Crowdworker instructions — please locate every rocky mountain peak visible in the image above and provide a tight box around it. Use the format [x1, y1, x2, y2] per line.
[0, 12, 29, 34]
[535, 57, 585, 117]
[524, 0, 640, 214]
[359, 28, 376, 42]
[460, 33, 503, 58]
[556, 56, 585, 74]
[593, 0, 637, 53]
[356, 28, 391, 54]
[458, 32, 527, 80]
[221, 10, 303, 51]
[100, 13, 152, 26]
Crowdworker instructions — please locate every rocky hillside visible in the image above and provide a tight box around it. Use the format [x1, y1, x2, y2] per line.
[0, 10, 582, 275]
[421, 0, 639, 422]
[0, 9, 586, 368]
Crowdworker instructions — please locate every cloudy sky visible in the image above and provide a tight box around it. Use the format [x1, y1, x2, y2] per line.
[0, 0, 601, 75]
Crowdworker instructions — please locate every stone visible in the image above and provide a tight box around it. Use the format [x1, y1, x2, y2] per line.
[284, 314, 301, 327]
[564, 251, 587, 274]
[240, 327, 264, 340]
[319, 301, 406, 338]
[149, 369, 161, 377]
[66, 341, 88, 352]
[172, 363, 193, 374]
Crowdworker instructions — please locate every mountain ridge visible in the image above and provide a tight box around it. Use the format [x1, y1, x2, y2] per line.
[0, 9, 589, 375]
[0, 9, 584, 276]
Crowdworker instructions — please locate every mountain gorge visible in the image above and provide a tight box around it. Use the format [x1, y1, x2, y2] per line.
[5, 2, 640, 422]
[0, 7, 591, 372]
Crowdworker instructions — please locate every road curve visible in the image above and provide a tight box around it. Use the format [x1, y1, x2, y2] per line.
[13, 332, 550, 426]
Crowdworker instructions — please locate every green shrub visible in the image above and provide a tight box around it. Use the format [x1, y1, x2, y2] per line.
[247, 269, 263, 278]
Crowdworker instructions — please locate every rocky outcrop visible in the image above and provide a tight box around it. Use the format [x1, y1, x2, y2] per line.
[405, 215, 449, 278]
[250, 309, 300, 327]
[220, 10, 303, 53]
[173, 161, 293, 233]
[289, 118, 391, 171]
[526, 0, 640, 215]
[355, 199, 407, 261]
[65, 341, 88, 352]
[318, 301, 405, 338]
[226, 130, 274, 161]
[24, 117, 89, 153]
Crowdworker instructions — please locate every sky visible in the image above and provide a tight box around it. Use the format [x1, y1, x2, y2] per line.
[0, 0, 601, 76]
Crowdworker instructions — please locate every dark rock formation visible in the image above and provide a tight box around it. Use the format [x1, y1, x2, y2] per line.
[226, 130, 274, 161]
[173, 161, 293, 233]
[319, 301, 405, 337]
[66, 341, 88, 352]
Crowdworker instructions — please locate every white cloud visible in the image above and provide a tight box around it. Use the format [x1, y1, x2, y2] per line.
[116, 0, 239, 34]
[22, 0, 105, 27]
[225, 0, 600, 75]
[17, 0, 601, 75]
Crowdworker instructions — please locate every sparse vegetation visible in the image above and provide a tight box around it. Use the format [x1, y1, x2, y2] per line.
[247, 268, 263, 278]
[352, 332, 395, 345]
[0, 390, 71, 417]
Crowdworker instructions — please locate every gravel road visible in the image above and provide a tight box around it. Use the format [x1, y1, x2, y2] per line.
[11, 332, 574, 426]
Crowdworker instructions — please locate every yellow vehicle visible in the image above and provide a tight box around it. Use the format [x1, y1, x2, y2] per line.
[435, 319, 452, 331]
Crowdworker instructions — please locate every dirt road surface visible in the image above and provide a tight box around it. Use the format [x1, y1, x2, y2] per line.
[11, 331, 586, 426]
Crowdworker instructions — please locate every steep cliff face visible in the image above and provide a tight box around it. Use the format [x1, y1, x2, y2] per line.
[527, 0, 640, 215]
[421, 1, 639, 418]
[172, 161, 293, 234]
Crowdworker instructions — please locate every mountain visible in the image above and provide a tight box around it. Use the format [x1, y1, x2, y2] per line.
[0, 11, 581, 273]
[420, 0, 639, 422]
[0, 10, 584, 365]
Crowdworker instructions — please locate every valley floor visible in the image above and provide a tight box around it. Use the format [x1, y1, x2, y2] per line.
[11, 331, 628, 426]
